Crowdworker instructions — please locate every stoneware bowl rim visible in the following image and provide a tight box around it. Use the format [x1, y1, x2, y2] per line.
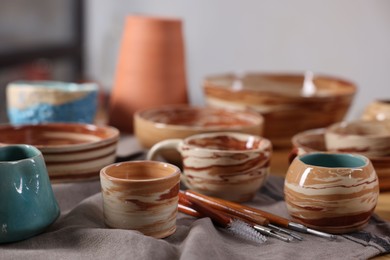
[0, 123, 120, 150]
[203, 72, 357, 99]
[182, 131, 272, 153]
[8, 80, 98, 92]
[134, 104, 264, 131]
[101, 160, 181, 183]
[297, 152, 369, 169]
[293, 128, 390, 161]
[326, 120, 390, 138]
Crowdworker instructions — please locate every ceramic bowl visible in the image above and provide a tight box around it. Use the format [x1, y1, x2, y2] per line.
[6, 80, 98, 124]
[134, 105, 264, 164]
[362, 99, 390, 121]
[325, 120, 390, 158]
[285, 152, 379, 234]
[203, 72, 357, 148]
[291, 128, 390, 191]
[0, 123, 120, 182]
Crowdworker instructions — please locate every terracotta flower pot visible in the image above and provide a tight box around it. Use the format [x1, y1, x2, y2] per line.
[109, 15, 188, 133]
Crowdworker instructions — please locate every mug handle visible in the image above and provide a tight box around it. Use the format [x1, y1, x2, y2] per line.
[146, 139, 182, 161]
[146, 139, 189, 186]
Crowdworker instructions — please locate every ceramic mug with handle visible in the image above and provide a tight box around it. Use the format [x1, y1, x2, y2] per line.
[146, 132, 272, 202]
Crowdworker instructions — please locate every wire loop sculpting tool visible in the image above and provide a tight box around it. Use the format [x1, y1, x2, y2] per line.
[183, 190, 337, 241]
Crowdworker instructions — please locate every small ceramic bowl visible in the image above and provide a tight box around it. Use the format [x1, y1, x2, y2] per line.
[285, 152, 379, 234]
[291, 128, 390, 191]
[203, 72, 357, 148]
[325, 120, 390, 158]
[362, 99, 390, 121]
[134, 105, 264, 164]
[6, 80, 98, 124]
[0, 123, 120, 182]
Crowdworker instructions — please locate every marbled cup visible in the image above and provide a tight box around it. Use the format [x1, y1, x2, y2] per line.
[284, 153, 379, 234]
[100, 161, 180, 238]
[146, 132, 272, 202]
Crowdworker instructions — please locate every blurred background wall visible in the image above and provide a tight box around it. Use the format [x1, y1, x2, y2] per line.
[0, 0, 389, 121]
[85, 0, 390, 120]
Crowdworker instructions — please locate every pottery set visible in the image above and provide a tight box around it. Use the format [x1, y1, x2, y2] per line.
[1, 13, 383, 243]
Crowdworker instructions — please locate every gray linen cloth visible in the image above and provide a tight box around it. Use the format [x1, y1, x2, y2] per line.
[0, 175, 389, 260]
[1, 136, 389, 260]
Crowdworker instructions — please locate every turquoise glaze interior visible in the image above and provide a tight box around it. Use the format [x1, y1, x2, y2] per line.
[300, 153, 366, 168]
[0, 145, 39, 161]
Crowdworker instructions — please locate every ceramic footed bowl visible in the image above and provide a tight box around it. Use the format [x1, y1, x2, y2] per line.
[325, 120, 390, 158]
[203, 72, 356, 148]
[291, 128, 390, 191]
[134, 105, 264, 164]
[284, 152, 379, 234]
[0, 123, 119, 182]
[362, 99, 390, 121]
[6, 80, 98, 124]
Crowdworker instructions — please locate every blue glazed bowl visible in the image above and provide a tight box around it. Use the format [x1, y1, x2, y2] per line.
[0, 144, 60, 243]
[6, 80, 98, 124]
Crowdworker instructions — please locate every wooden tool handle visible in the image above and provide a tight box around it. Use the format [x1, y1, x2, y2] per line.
[184, 190, 289, 227]
[178, 203, 201, 217]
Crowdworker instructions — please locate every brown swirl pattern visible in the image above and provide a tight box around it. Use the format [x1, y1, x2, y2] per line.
[284, 155, 379, 233]
[179, 132, 272, 202]
[0, 123, 119, 182]
[100, 161, 180, 238]
[203, 73, 356, 148]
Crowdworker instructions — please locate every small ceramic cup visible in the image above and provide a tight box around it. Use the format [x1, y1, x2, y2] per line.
[325, 120, 390, 158]
[146, 132, 272, 202]
[100, 160, 180, 238]
[6, 80, 98, 124]
[284, 152, 379, 234]
[0, 144, 60, 244]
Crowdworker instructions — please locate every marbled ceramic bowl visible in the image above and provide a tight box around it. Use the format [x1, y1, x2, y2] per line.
[285, 152, 379, 234]
[0, 123, 119, 182]
[325, 120, 390, 158]
[134, 105, 264, 164]
[291, 128, 390, 191]
[362, 100, 390, 121]
[203, 72, 357, 148]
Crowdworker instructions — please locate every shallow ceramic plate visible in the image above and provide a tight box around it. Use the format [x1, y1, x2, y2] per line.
[291, 128, 390, 191]
[0, 123, 120, 182]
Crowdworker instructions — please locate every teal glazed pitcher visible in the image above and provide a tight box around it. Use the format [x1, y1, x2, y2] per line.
[0, 145, 60, 243]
